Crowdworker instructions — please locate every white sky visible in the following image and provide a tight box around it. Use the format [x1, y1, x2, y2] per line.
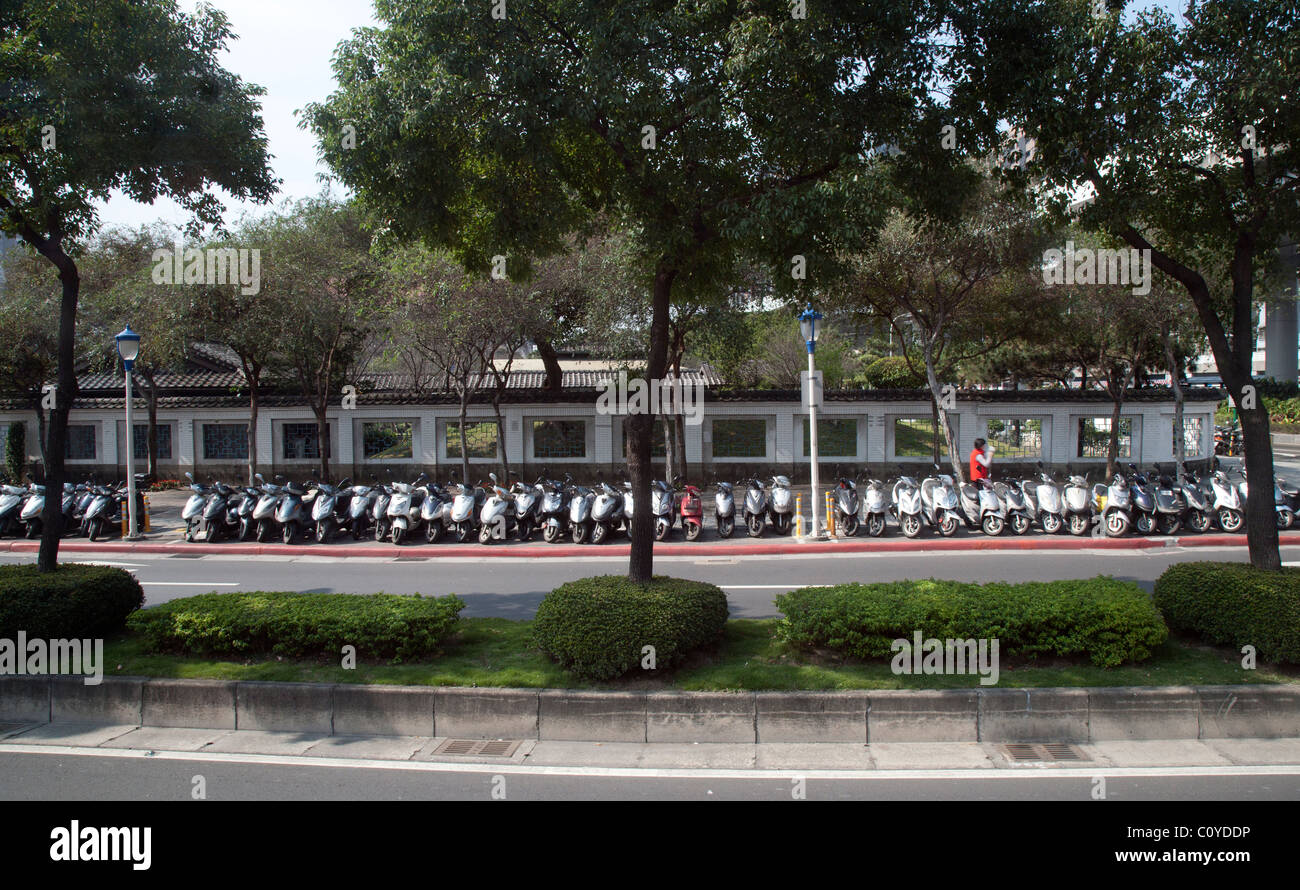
[96, 0, 1191, 233]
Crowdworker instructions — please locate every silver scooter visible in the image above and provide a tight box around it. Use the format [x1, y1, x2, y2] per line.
[892, 470, 925, 538]
[714, 481, 736, 538]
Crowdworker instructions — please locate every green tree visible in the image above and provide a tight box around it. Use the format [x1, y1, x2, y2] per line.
[953, 0, 1300, 569]
[1, 0, 277, 570]
[305, 0, 953, 581]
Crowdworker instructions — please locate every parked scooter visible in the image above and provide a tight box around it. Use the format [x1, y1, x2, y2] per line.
[449, 479, 486, 543]
[539, 475, 570, 543]
[0, 482, 28, 537]
[274, 476, 313, 544]
[862, 477, 890, 537]
[201, 479, 243, 543]
[1205, 458, 1244, 532]
[1237, 464, 1294, 531]
[590, 479, 626, 544]
[713, 481, 736, 539]
[568, 480, 595, 543]
[310, 477, 353, 543]
[993, 480, 1033, 535]
[346, 480, 378, 540]
[1173, 462, 1213, 534]
[252, 475, 286, 543]
[82, 481, 138, 542]
[768, 475, 794, 535]
[1024, 462, 1065, 534]
[1125, 463, 1159, 535]
[477, 473, 517, 543]
[511, 477, 543, 542]
[386, 473, 427, 545]
[1132, 464, 1185, 535]
[1092, 472, 1133, 537]
[743, 478, 770, 537]
[892, 470, 925, 538]
[956, 477, 1006, 536]
[181, 472, 210, 542]
[919, 468, 960, 536]
[19, 479, 80, 539]
[833, 476, 863, 537]
[419, 479, 453, 543]
[1063, 466, 1093, 536]
[650, 478, 675, 541]
[679, 481, 704, 541]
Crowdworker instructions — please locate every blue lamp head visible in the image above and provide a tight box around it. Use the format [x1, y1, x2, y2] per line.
[799, 303, 823, 353]
[115, 325, 141, 370]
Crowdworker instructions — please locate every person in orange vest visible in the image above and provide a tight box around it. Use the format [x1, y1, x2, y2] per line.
[969, 438, 994, 482]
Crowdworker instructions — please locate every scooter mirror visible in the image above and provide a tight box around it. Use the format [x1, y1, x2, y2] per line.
[254, 473, 265, 484]
[489, 472, 498, 484]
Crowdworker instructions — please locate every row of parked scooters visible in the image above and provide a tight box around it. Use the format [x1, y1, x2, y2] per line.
[181, 470, 719, 545]
[834, 459, 1285, 539]
[0, 475, 148, 541]
[176, 456, 1291, 546]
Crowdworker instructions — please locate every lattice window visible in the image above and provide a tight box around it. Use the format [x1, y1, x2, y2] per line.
[132, 423, 172, 460]
[986, 418, 1042, 459]
[66, 425, 96, 460]
[1077, 417, 1131, 458]
[363, 422, 414, 459]
[203, 424, 248, 461]
[282, 422, 327, 460]
[711, 418, 766, 458]
[445, 421, 498, 459]
[803, 418, 857, 458]
[533, 420, 586, 459]
[1175, 417, 1204, 457]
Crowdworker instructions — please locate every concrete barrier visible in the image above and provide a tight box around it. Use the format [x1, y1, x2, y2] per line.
[1195, 685, 1300, 739]
[646, 692, 756, 743]
[334, 685, 434, 737]
[868, 690, 979, 742]
[756, 692, 869, 743]
[433, 687, 539, 739]
[539, 690, 646, 742]
[143, 679, 237, 730]
[6, 678, 1300, 743]
[235, 681, 334, 733]
[1089, 686, 1200, 741]
[52, 676, 142, 725]
[979, 688, 1089, 742]
[0, 675, 50, 723]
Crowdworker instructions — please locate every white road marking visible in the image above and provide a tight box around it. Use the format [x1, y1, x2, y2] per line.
[1, 743, 1298, 781]
[138, 581, 239, 587]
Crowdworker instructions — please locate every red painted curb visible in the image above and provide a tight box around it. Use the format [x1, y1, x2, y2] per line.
[3, 531, 1295, 558]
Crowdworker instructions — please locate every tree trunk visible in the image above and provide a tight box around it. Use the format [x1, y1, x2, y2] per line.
[35, 399, 47, 468]
[661, 415, 674, 484]
[315, 401, 331, 482]
[458, 388, 471, 487]
[492, 396, 510, 482]
[246, 365, 260, 486]
[628, 265, 676, 583]
[673, 412, 687, 484]
[1162, 327, 1185, 484]
[1106, 381, 1125, 480]
[145, 377, 159, 479]
[38, 256, 79, 572]
[535, 339, 564, 394]
[924, 350, 964, 484]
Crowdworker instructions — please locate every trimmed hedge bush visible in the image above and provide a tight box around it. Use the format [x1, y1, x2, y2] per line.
[0, 564, 144, 638]
[128, 591, 465, 661]
[775, 577, 1167, 668]
[532, 576, 730, 680]
[1153, 562, 1300, 664]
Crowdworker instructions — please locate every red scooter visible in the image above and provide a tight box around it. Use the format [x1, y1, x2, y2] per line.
[679, 481, 704, 541]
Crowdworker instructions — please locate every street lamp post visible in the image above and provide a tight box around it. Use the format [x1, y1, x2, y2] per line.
[115, 326, 142, 540]
[800, 304, 824, 539]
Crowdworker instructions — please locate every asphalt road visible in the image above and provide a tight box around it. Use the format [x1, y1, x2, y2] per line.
[4, 544, 1298, 618]
[2, 749, 1297, 801]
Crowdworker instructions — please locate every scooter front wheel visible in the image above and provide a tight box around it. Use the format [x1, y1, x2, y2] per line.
[939, 514, 960, 537]
[1041, 513, 1063, 535]
[901, 515, 922, 538]
[981, 515, 1004, 536]
[867, 514, 887, 537]
[654, 519, 670, 541]
[457, 522, 473, 543]
[256, 519, 272, 543]
[87, 517, 104, 542]
[184, 520, 197, 543]
[684, 520, 702, 541]
[543, 523, 561, 543]
[1217, 508, 1243, 533]
[1278, 509, 1295, 530]
[316, 520, 331, 543]
[1068, 514, 1090, 536]
[1158, 513, 1182, 535]
[25, 519, 41, 539]
[572, 522, 589, 544]
[282, 522, 298, 545]
[392, 524, 406, 545]
[426, 521, 445, 543]
[592, 522, 609, 544]
[1105, 512, 1129, 537]
[746, 514, 764, 537]
[517, 519, 532, 542]
[478, 524, 493, 544]
[1187, 510, 1211, 533]
[1010, 514, 1031, 535]
[840, 514, 859, 537]
[717, 516, 734, 539]
[773, 513, 792, 535]
[1134, 512, 1156, 535]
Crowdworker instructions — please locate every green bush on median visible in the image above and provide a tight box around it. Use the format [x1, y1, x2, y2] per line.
[774, 577, 1168, 668]
[128, 591, 465, 662]
[1153, 562, 1300, 664]
[532, 576, 729, 680]
[0, 563, 144, 639]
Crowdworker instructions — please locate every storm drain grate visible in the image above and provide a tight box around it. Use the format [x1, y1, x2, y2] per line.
[168, 553, 205, 558]
[393, 556, 428, 562]
[432, 739, 522, 758]
[1001, 743, 1090, 763]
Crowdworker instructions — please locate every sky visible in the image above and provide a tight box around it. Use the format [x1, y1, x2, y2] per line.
[97, 0, 1193, 233]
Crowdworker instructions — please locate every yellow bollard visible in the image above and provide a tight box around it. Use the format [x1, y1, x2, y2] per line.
[795, 493, 803, 537]
[143, 494, 151, 532]
[825, 491, 836, 536]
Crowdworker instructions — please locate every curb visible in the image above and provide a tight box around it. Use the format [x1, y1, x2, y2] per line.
[3, 677, 1297, 743]
[1, 532, 1293, 559]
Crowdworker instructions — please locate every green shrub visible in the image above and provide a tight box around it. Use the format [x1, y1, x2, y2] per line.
[1153, 562, 1300, 664]
[532, 576, 729, 680]
[128, 591, 465, 662]
[4, 421, 24, 484]
[862, 355, 926, 389]
[0, 564, 144, 638]
[775, 577, 1167, 668]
